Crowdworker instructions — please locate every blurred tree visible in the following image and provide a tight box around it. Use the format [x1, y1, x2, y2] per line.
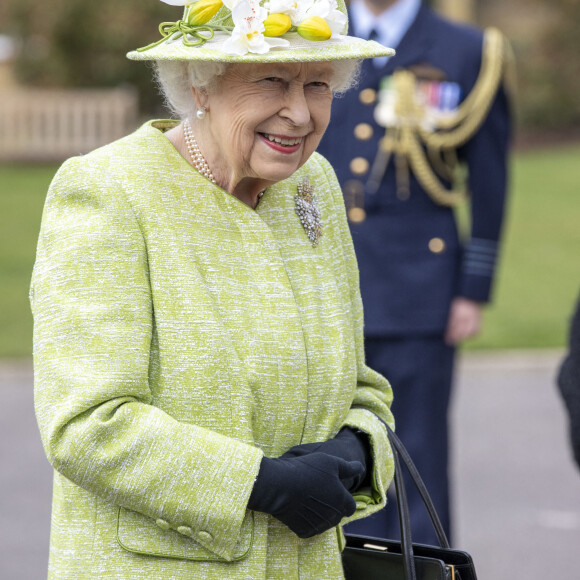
[3, 0, 179, 116]
[523, 0, 580, 129]
[3, 0, 580, 130]
[434, 0, 476, 23]
[480, 0, 580, 131]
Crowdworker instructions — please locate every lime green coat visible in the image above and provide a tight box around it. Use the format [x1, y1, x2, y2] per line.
[31, 120, 395, 579]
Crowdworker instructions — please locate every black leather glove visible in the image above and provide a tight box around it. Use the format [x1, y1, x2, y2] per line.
[247, 452, 362, 538]
[280, 428, 371, 492]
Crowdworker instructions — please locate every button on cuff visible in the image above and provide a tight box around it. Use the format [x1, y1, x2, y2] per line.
[177, 526, 193, 537]
[195, 530, 214, 543]
[155, 518, 170, 531]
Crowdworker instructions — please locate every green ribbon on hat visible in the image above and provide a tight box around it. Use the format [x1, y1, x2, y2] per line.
[137, 20, 233, 52]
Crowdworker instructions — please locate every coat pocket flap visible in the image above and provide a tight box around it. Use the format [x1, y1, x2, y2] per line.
[116, 507, 254, 562]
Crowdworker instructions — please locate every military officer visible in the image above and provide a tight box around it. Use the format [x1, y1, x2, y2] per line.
[318, 0, 513, 544]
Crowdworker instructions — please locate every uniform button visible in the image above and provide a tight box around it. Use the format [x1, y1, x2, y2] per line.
[359, 88, 377, 105]
[350, 157, 370, 176]
[155, 519, 170, 531]
[195, 530, 213, 543]
[354, 123, 374, 140]
[428, 238, 446, 254]
[177, 526, 193, 537]
[348, 207, 367, 223]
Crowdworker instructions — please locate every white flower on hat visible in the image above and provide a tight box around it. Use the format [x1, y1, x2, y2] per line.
[266, 0, 301, 25]
[223, 0, 290, 55]
[303, 0, 347, 36]
[160, 0, 195, 5]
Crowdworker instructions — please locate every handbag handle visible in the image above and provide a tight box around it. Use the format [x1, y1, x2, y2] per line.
[392, 438, 418, 580]
[387, 425, 450, 549]
[382, 423, 452, 580]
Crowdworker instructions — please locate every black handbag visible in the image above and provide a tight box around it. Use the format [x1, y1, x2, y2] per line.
[342, 426, 477, 580]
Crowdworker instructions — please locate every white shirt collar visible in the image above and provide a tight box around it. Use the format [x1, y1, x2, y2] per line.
[350, 0, 421, 50]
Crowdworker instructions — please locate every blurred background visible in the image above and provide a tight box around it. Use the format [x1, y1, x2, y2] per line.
[1, 0, 579, 578]
[1, 0, 580, 357]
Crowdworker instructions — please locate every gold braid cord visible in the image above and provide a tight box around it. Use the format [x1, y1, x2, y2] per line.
[379, 27, 513, 207]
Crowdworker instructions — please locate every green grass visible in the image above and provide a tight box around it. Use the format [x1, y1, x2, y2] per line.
[466, 144, 580, 350]
[1, 145, 580, 358]
[0, 164, 59, 358]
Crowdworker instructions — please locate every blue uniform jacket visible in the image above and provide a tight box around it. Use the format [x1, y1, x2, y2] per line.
[318, 3, 511, 337]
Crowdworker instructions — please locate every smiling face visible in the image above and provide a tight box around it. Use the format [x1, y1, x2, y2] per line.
[194, 62, 334, 200]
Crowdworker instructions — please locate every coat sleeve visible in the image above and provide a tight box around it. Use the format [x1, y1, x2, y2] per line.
[316, 154, 395, 517]
[31, 156, 263, 561]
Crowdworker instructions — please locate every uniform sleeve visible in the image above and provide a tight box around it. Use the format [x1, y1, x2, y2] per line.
[316, 154, 395, 517]
[31, 157, 263, 561]
[459, 79, 512, 303]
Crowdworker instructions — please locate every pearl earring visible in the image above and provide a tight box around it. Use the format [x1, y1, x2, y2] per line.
[196, 106, 207, 120]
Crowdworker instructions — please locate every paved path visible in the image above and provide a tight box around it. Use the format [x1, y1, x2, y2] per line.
[1, 351, 579, 579]
[453, 349, 580, 580]
[0, 361, 52, 580]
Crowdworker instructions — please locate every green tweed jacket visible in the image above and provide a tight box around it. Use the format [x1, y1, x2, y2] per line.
[31, 120, 395, 579]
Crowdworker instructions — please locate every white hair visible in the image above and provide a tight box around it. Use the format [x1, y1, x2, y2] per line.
[154, 59, 360, 119]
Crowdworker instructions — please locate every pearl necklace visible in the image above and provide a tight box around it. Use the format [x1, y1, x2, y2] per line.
[183, 118, 216, 184]
[182, 118, 265, 208]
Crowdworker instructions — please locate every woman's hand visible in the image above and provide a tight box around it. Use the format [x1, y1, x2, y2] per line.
[247, 452, 363, 538]
[280, 428, 370, 492]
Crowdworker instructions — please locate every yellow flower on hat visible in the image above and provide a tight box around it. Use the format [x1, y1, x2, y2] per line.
[186, 0, 223, 25]
[263, 13, 292, 37]
[304, 0, 347, 36]
[297, 16, 331, 41]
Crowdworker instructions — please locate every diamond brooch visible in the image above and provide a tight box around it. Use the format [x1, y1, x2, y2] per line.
[295, 176, 323, 248]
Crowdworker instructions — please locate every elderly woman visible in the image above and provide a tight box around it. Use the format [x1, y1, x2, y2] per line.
[31, 0, 396, 578]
